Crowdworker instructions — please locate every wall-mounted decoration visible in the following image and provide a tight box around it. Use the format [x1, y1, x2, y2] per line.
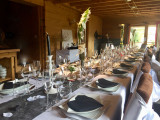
[62, 29, 73, 49]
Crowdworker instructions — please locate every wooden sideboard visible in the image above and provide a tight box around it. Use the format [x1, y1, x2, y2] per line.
[0, 49, 20, 82]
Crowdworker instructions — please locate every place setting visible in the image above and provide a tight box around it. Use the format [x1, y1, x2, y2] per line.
[52, 93, 110, 120]
[86, 75, 120, 93]
[0, 79, 34, 96]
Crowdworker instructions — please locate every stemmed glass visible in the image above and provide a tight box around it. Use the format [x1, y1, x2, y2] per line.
[59, 83, 70, 99]
[32, 61, 41, 89]
[44, 81, 52, 109]
[21, 64, 33, 94]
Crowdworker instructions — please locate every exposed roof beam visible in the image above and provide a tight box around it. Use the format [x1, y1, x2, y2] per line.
[52, 0, 91, 4]
[71, 0, 160, 7]
[90, 6, 160, 12]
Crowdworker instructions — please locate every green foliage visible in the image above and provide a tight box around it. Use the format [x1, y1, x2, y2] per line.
[68, 66, 75, 73]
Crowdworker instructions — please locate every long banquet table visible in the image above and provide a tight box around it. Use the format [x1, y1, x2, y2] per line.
[34, 64, 138, 120]
[0, 61, 140, 120]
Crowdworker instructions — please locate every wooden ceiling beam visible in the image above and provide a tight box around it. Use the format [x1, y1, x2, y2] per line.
[92, 11, 160, 16]
[51, 0, 91, 4]
[71, 0, 124, 6]
[93, 12, 160, 17]
[71, 0, 160, 7]
[90, 5, 160, 10]
[90, 6, 160, 13]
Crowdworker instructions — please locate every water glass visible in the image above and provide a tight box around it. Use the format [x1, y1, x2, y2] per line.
[44, 81, 52, 109]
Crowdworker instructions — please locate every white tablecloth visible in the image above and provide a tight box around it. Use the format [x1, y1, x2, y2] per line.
[33, 72, 135, 120]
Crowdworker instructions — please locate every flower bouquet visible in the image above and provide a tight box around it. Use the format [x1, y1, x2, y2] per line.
[77, 8, 91, 66]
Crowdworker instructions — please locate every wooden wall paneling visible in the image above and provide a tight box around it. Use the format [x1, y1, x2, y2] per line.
[102, 15, 160, 44]
[45, 1, 81, 61]
[37, 5, 46, 69]
[87, 15, 102, 57]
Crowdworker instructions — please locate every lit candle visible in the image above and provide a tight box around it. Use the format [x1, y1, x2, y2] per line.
[46, 32, 51, 55]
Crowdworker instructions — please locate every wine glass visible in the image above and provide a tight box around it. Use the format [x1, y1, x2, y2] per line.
[59, 84, 70, 99]
[44, 81, 52, 109]
[54, 80, 63, 103]
[33, 61, 41, 89]
[21, 64, 33, 94]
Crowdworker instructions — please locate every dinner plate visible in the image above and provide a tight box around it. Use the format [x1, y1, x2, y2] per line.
[59, 94, 106, 119]
[9, 79, 27, 83]
[88, 80, 120, 92]
[116, 67, 133, 71]
[104, 70, 128, 77]
[0, 84, 31, 94]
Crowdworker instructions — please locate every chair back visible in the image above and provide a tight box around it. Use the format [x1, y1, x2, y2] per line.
[123, 73, 153, 120]
[141, 62, 151, 73]
[137, 73, 153, 103]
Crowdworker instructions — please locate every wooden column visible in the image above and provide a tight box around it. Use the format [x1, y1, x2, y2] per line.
[37, 4, 46, 70]
[144, 25, 148, 45]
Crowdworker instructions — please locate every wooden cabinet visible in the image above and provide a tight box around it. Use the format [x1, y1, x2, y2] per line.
[0, 49, 20, 82]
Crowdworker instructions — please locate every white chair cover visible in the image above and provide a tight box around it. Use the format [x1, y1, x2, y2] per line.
[152, 55, 156, 60]
[123, 92, 151, 120]
[131, 68, 160, 102]
[150, 69, 159, 85]
[151, 59, 160, 73]
[123, 92, 159, 120]
[130, 70, 143, 93]
[148, 69, 160, 102]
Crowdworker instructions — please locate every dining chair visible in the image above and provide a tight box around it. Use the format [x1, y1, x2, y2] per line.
[144, 55, 151, 63]
[123, 73, 160, 120]
[130, 62, 151, 94]
[151, 59, 160, 82]
[140, 62, 160, 102]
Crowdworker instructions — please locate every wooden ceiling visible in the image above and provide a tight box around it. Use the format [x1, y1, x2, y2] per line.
[52, 0, 160, 18]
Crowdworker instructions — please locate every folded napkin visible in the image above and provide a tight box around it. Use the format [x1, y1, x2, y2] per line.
[96, 78, 118, 88]
[27, 95, 45, 102]
[3, 112, 13, 117]
[67, 95, 103, 112]
[112, 69, 127, 74]
[120, 63, 133, 68]
[3, 81, 28, 89]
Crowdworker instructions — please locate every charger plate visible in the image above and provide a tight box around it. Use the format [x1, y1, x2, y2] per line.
[88, 79, 120, 92]
[0, 84, 31, 95]
[59, 94, 108, 120]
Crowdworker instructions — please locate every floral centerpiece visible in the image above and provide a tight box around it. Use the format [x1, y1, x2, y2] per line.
[67, 66, 76, 81]
[78, 8, 91, 66]
[68, 66, 75, 74]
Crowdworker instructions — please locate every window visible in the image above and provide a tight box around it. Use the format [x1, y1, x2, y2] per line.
[130, 26, 145, 48]
[147, 25, 156, 47]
